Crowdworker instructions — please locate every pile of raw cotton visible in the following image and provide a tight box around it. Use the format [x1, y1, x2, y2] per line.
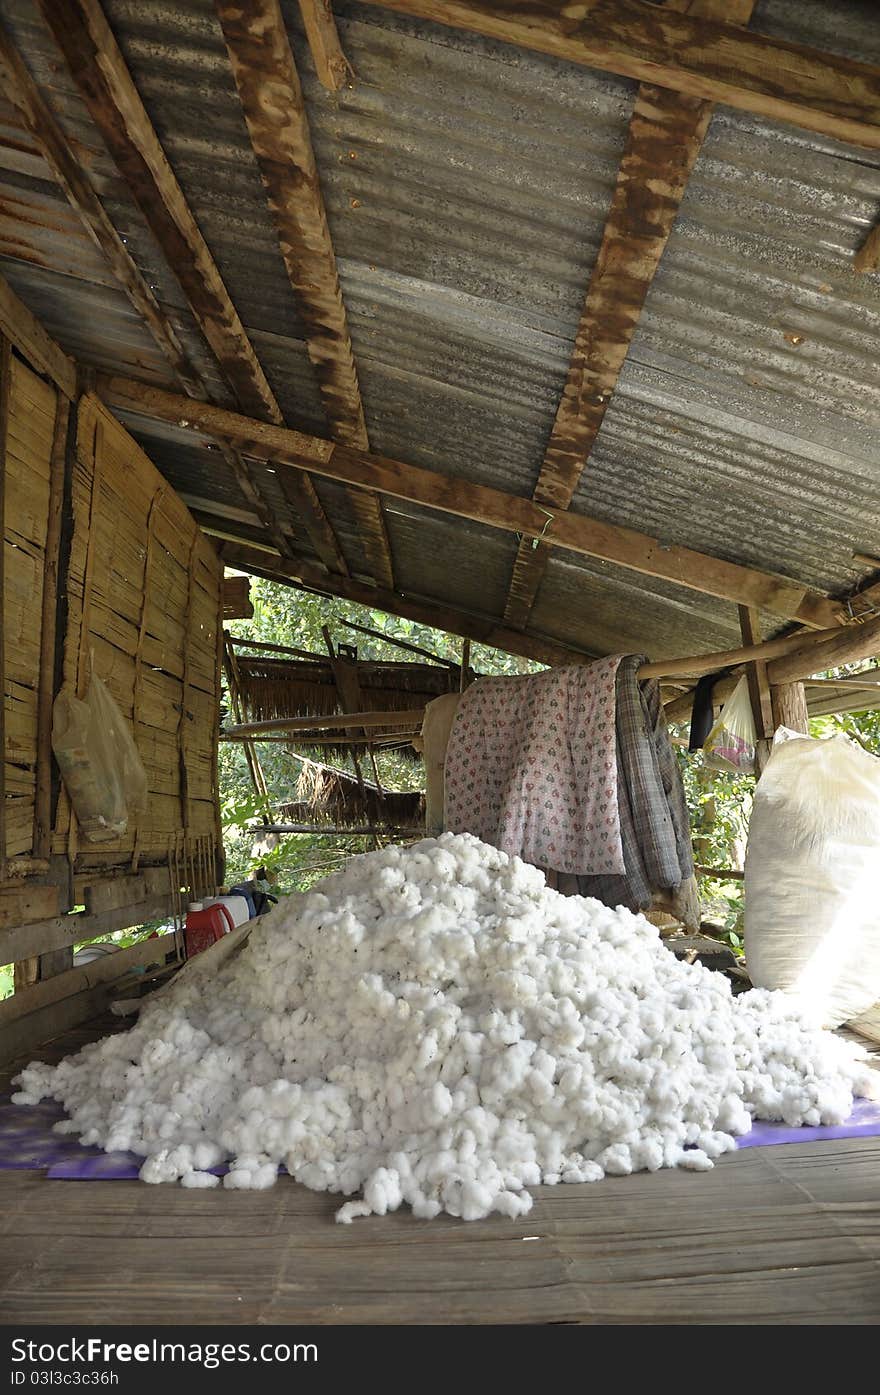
[14, 834, 877, 1222]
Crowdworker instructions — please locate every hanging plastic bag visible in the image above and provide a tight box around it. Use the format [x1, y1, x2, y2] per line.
[52, 673, 148, 843]
[702, 675, 756, 774]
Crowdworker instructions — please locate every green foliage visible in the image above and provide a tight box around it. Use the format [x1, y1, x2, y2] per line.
[0, 964, 12, 1002]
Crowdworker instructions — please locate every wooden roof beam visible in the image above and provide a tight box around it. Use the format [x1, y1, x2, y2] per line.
[364, 0, 880, 150]
[218, 539, 598, 669]
[36, 0, 352, 576]
[214, 0, 393, 590]
[854, 219, 880, 274]
[767, 610, 880, 686]
[504, 0, 756, 628]
[296, 0, 354, 92]
[99, 373, 844, 630]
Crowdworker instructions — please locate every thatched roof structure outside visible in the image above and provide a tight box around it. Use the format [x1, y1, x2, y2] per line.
[233, 654, 457, 761]
[278, 757, 424, 831]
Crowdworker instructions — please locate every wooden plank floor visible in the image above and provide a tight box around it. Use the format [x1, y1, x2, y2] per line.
[1, 1015, 879, 1325]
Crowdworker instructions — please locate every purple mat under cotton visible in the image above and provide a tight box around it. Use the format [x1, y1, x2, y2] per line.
[1, 1094, 878, 1180]
[734, 1095, 880, 1148]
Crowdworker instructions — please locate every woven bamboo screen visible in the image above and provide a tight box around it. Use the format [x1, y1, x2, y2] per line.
[53, 394, 222, 888]
[1, 345, 223, 931]
[1, 355, 62, 870]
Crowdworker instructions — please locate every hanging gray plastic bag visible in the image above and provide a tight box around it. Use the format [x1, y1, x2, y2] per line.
[52, 673, 148, 843]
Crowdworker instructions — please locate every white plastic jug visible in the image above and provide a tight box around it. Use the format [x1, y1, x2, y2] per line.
[204, 894, 249, 929]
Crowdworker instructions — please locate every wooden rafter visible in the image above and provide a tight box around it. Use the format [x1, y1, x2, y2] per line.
[364, 0, 880, 151]
[854, 219, 880, 274]
[297, 0, 354, 91]
[98, 375, 844, 629]
[219, 540, 598, 669]
[504, 0, 755, 629]
[214, 0, 393, 590]
[225, 709, 428, 738]
[35, 0, 352, 579]
[767, 610, 880, 687]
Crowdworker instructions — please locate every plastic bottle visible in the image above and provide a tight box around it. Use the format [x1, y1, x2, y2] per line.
[184, 901, 233, 959]
[203, 894, 249, 928]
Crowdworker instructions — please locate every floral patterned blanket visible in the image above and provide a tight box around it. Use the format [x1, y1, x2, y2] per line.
[444, 659, 625, 876]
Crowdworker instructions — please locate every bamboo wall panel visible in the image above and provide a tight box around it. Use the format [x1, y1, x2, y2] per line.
[52, 393, 221, 871]
[2, 355, 57, 864]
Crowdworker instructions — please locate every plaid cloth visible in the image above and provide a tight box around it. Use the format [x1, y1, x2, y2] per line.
[571, 656, 698, 923]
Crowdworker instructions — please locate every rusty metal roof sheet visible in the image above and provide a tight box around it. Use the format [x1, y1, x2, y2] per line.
[0, 0, 878, 660]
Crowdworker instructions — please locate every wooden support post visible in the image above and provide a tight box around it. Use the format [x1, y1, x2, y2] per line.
[38, 944, 73, 982]
[13, 958, 39, 992]
[738, 605, 773, 773]
[460, 638, 471, 692]
[771, 683, 810, 735]
[321, 625, 379, 848]
[34, 396, 70, 858]
[222, 633, 269, 811]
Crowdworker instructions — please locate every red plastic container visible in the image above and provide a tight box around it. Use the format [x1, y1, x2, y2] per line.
[184, 901, 234, 959]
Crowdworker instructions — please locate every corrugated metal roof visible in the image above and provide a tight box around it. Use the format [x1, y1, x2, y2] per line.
[0, 0, 878, 661]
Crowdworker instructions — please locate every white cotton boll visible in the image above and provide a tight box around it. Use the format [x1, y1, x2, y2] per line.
[335, 1200, 371, 1224]
[494, 1188, 533, 1219]
[139, 1152, 174, 1184]
[411, 1195, 442, 1219]
[363, 1167, 402, 1216]
[250, 1164, 279, 1190]
[181, 1170, 220, 1189]
[223, 1169, 252, 1189]
[598, 1144, 633, 1176]
[193, 1141, 223, 1170]
[678, 1149, 713, 1171]
[230, 1153, 262, 1172]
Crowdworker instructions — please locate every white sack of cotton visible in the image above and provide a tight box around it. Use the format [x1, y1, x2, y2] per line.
[14, 833, 877, 1222]
[745, 731, 880, 1027]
